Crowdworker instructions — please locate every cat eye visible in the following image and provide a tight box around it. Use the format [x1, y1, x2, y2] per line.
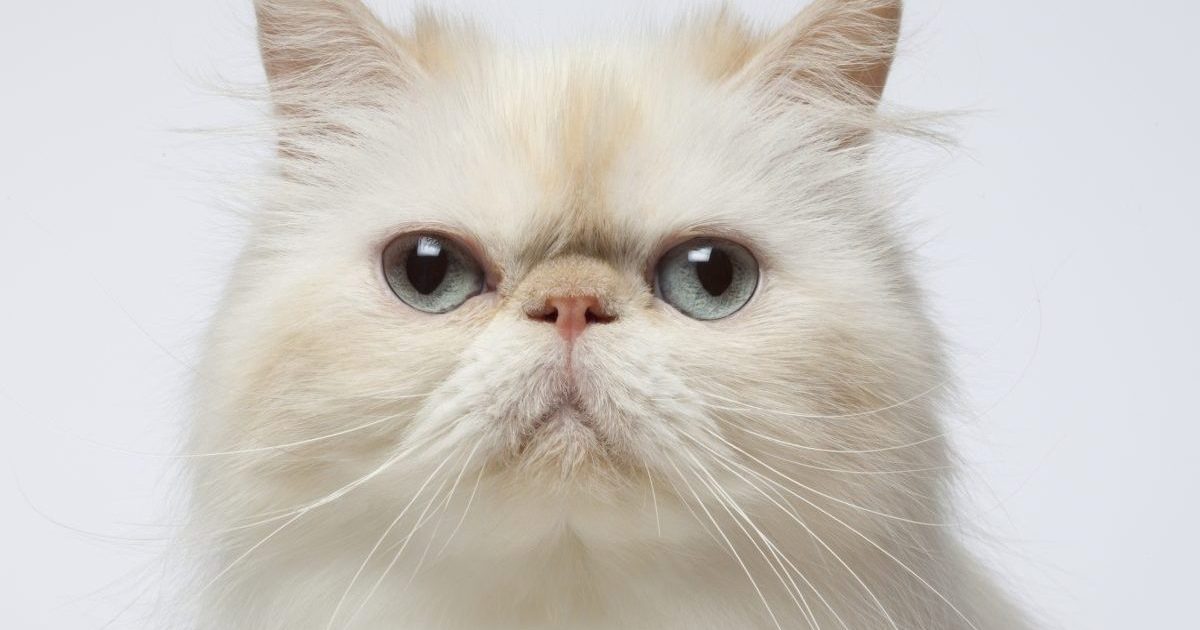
[654, 238, 758, 320]
[382, 233, 485, 313]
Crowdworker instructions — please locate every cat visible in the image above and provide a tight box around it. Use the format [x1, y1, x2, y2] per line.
[181, 1, 1032, 628]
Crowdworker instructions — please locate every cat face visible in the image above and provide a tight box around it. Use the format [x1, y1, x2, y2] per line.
[194, 0, 946, 555]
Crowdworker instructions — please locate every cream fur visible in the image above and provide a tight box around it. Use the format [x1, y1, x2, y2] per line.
[180, 1, 1032, 628]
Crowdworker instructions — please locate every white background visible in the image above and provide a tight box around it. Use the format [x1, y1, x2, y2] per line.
[2, 1, 1197, 628]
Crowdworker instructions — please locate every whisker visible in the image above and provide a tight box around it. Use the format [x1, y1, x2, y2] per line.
[679, 432, 898, 630]
[786, 474, 981, 630]
[681, 453, 817, 629]
[343, 470, 456, 629]
[433, 461, 486, 561]
[65, 398, 431, 460]
[665, 457, 783, 630]
[323, 453, 459, 630]
[644, 461, 662, 537]
[687, 453, 846, 630]
[677, 383, 948, 420]
[183, 425, 459, 606]
[783, 480, 983, 630]
[697, 425, 952, 528]
[405, 441, 485, 587]
[713, 414, 947, 455]
[760, 448, 952, 476]
[190, 509, 307, 611]
[686, 431, 981, 630]
[662, 475, 723, 549]
[193, 423, 459, 538]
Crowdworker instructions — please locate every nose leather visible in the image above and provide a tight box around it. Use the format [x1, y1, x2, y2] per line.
[527, 295, 615, 342]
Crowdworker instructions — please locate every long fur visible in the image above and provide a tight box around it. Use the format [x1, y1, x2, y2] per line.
[178, 1, 1032, 628]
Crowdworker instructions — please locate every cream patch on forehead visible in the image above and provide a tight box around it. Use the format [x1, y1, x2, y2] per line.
[500, 57, 644, 267]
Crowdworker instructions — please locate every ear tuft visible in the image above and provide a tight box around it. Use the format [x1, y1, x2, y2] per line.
[673, 7, 765, 82]
[736, 0, 903, 108]
[254, 0, 418, 102]
[253, 1, 489, 161]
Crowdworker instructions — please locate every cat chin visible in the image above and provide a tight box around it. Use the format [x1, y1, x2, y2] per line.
[514, 407, 603, 467]
[485, 432, 638, 499]
[429, 469, 698, 558]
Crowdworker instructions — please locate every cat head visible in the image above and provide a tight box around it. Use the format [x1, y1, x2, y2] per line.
[193, 0, 948, 554]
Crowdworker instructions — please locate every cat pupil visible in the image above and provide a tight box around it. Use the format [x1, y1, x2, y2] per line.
[695, 248, 733, 296]
[406, 237, 449, 295]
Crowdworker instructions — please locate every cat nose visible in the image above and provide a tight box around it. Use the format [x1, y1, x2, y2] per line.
[526, 295, 616, 342]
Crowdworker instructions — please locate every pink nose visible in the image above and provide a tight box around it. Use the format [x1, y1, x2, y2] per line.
[527, 295, 615, 342]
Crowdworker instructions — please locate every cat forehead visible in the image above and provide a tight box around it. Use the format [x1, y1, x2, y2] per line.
[383, 50, 747, 265]
[498, 54, 646, 263]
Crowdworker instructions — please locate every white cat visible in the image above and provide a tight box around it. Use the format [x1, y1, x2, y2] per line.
[181, 1, 1032, 628]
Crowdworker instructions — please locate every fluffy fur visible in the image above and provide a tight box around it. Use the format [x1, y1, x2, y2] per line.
[181, 1, 1031, 628]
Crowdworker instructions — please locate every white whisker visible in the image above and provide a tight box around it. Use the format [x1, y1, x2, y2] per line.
[680, 432, 898, 630]
[673, 382, 948, 420]
[406, 441, 485, 587]
[644, 461, 662, 538]
[665, 457, 783, 630]
[323, 452, 458, 630]
[681, 452, 818, 629]
[343, 470, 456, 629]
[434, 461, 486, 560]
[697, 425, 952, 527]
[714, 414, 947, 455]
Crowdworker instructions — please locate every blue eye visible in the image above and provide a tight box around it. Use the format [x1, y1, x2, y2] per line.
[383, 234, 484, 313]
[655, 239, 758, 320]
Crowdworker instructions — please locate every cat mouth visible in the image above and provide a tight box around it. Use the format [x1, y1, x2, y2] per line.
[527, 403, 593, 437]
[514, 386, 604, 459]
[511, 404, 610, 478]
[505, 375, 631, 474]
[527, 379, 591, 431]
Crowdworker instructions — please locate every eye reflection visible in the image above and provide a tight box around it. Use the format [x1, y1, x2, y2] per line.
[415, 236, 443, 257]
[407, 236, 449, 296]
[687, 246, 713, 263]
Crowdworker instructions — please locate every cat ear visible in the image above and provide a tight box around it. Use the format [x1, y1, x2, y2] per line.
[254, 0, 420, 103]
[735, 0, 903, 108]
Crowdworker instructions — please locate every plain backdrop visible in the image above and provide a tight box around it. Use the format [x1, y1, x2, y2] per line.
[2, 1, 1197, 628]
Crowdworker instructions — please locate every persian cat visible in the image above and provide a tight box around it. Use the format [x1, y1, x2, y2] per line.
[182, 1, 1032, 628]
